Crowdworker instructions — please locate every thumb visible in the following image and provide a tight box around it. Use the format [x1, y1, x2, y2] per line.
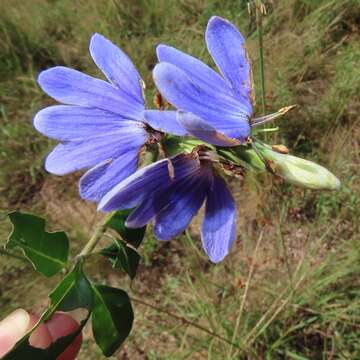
[0, 309, 30, 357]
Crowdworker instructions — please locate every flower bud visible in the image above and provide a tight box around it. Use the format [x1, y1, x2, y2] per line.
[255, 142, 340, 190]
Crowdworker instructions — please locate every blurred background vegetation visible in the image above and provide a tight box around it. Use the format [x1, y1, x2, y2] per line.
[0, 0, 359, 359]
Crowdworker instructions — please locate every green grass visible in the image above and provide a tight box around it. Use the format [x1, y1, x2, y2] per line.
[1, 0, 360, 358]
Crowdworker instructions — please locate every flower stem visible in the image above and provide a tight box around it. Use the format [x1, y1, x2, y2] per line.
[78, 213, 113, 257]
[255, 1, 266, 115]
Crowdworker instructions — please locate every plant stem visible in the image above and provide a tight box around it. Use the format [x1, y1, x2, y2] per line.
[241, 259, 306, 349]
[78, 213, 113, 257]
[130, 296, 241, 350]
[256, 1, 266, 115]
[278, 215, 293, 287]
[0, 248, 28, 262]
[185, 229, 205, 260]
[228, 231, 263, 359]
[243, 272, 306, 348]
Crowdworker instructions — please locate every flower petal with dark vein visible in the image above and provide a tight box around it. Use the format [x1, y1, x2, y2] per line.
[98, 150, 237, 263]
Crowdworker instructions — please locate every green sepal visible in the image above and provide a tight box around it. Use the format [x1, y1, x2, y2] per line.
[217, 146, 266, 172]
[162, 136, 208, 157]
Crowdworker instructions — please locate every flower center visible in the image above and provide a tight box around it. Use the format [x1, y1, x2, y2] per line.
[144, 124, 164, 145]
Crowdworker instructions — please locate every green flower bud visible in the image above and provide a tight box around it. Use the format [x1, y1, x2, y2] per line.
[255, 142, 340, 190]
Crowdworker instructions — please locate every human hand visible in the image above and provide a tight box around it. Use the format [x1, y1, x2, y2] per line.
[0, 309, 82, 359]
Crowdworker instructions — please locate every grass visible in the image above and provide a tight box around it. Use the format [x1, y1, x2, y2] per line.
[1, 0, 360, 358]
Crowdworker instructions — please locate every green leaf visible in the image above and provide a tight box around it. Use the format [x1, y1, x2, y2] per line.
[106, 210, 146, 248]
[3, 261, 93, 359]
[45, 260, 93, 314]
[91, 284, 134, 357]
[100, 242, 140, 279]
[6, 212, 69, 277]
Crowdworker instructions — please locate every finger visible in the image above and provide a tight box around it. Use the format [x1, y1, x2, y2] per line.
[28, 314, 52, 349]
[0, 309, 30, 357]
[46, 313, 82, 360]
[0, 310, 82, 359]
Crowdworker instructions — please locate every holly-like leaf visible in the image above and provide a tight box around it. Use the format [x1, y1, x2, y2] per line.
[106, 210, 146, 248]
[45, 260, 93, 314]
[91, 284, 134, 357]
[100, 242, 140, 279]
[3, 261, 93, 359]
[6, 212, 69, 277]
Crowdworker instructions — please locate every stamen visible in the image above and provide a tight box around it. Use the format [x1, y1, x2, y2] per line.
[167, 158, 175, 180]
[145, 124, 165, 144]
[251, 105, 296, 126]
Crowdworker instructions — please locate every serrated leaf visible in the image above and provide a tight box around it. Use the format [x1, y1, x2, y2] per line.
[91, 284, 134, 357]
[3, 261, 93, 359]
[100, 242, 140, 279]
[6, 212, 69, 277]
[106, 210, 146, 248]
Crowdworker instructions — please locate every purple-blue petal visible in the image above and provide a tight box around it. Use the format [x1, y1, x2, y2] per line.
[156, 44, 236, 101]
[98, 153, 198, 212]
[153, 166, 212, 240]
[34, 105, 138, 141]
[79, 150, 139, 202]
[153, 62, 250, 133]
[98, 159, 170, 212]
[125, 165, 202, 228]
[38, 66, 143, 120]
[176, 111, 246, 146]
[201, 175, 237, 263]
[153, 62, 246, 121]
[206, 16, 253, 114]
[125, 193, 167, 228]
[45, 125, 147, 175]
[89, 33, 144, 105]
[143, 110, 187, 136]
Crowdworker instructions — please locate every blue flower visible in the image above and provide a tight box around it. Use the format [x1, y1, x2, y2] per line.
[152, 16, 254, 147]
[34, 33, 185, 202]
[98, 146, 237, 263]
[96, 16, 254, 262]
